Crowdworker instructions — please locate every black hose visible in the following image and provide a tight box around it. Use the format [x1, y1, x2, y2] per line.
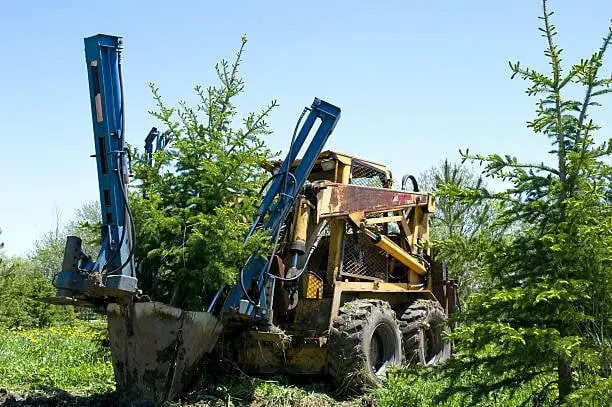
[281, 107, 307, 196]
[401, 174, 419, 192]
[239, 259, 259, 306]
[269, 220, 328, 282]
[256, 171, 297, 199]
[103, 169, 137, 276]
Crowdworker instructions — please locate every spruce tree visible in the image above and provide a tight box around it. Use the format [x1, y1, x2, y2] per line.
[438, 1, 612, 404]
[129, 36, 277, 310]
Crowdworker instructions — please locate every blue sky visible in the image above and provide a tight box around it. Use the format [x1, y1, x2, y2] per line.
[1, 0, 610, 256]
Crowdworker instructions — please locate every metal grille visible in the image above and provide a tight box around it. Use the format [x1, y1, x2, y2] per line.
[350, 160, 387, 188]
[305, 273, 323, 299]
[341, 229, 389, 281]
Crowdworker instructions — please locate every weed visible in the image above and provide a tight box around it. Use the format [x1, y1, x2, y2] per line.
[0, 320, 114, 395]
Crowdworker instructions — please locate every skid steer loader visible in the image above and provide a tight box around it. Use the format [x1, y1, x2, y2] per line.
[220, 148, 458, 391]
[44, 34, 458, 402]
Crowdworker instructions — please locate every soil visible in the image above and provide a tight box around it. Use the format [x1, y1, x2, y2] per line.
[0, 391, 145, 407]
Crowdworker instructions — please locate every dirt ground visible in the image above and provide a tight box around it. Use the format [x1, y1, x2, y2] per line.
[0, 390, 121, 407]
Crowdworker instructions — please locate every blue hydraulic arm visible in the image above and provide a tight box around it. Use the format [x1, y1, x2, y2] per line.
[221, 98, 341, 318]
[53, 34, 138, 303]
[144, 127, 170, 167]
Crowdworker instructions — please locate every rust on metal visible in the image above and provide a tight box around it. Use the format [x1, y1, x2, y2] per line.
[316, 182, 431, 218]
[107, 301, 223, 403]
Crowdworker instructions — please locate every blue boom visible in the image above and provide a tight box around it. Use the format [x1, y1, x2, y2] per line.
[220, 98, 341, 319]
[54, 34, 137, 303]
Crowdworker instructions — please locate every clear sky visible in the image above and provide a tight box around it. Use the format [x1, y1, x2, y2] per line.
[1, 0, 610, 256]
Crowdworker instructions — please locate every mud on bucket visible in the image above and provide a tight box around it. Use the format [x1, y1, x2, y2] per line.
[107, 301, 223, 403]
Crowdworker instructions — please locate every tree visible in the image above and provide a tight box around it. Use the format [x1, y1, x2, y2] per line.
[436, 2, 612, 404]
[130, 36, 276, 310]
[0, 256, 76, 328]
[420, 160, 493, 241]
[30, 202, 101, 281]
[419, 160, 499, 299]
[0, 227, 4, 263]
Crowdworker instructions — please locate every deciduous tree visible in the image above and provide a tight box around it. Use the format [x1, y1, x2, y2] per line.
[30, 202, 101, 281]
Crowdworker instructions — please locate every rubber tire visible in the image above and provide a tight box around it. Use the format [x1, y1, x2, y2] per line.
[399, 299, 450, 366]
[328, 299, 402, 394]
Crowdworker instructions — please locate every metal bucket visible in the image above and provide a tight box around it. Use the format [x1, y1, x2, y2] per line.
[106, 301, 223, 403]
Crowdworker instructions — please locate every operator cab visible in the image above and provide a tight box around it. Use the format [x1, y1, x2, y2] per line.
[266, 150, 393, 187]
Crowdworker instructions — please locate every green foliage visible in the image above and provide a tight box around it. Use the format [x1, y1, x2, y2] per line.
[166, 370, 348, 407]
[420, 160, 496, 241]
[0, 321, 113, 394]
[419, 160, 500, 299]
[0, 257, 76, 329]
[0, 226, 4, 258]
[375, 366, 556, 407]
[130, 36, 277, 309]
[29, 202, 101, 281]
[251, 382, 336, 407]
[435, 1, 612, 404]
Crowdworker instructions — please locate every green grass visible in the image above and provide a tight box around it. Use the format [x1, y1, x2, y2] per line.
[373, 365, 558, 407]
[172, 372, 359, 407]
[0, 321, 114, 395]
[2, 322, 592, 407]
[251, 381, 337, 407]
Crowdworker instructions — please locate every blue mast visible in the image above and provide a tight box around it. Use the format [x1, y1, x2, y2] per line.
[55, 34, 137, 301]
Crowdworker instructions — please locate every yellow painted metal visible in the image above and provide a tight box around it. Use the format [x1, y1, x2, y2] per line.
[337, 281, 428, 292]
[291, 196, 310, 253]
[288, 150, 392, 180]
[293, 299, 332, 334]
[305, 273, 323, 299]
[399, 208, 412, 242]
[426, 193, 436, 213]
[326, 161, 351, 284]
[379, 237, 426, 275]
[329, 281, 435, 324]
[369, 232, 427, 276]
[409, 206, 422, 249]
[347, 211, 364, 225]
[363, 215, 404, 225]
[239, 331, 328, 374]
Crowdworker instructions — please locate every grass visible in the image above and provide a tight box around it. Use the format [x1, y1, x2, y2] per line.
[0, 322, 579, 407]
[170, 369, 361, 407]
[0, 321, 356, 406]
[0, 320, 114, 395]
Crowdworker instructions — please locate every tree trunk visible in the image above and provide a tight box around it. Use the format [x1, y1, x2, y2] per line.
[558, 356, 573, 403]
[170, 279, 185, 308]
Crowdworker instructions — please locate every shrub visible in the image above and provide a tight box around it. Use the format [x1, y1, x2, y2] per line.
[0, 257, 76, 328]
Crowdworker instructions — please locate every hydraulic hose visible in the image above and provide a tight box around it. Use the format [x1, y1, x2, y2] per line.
[269, 219, 328, 282]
